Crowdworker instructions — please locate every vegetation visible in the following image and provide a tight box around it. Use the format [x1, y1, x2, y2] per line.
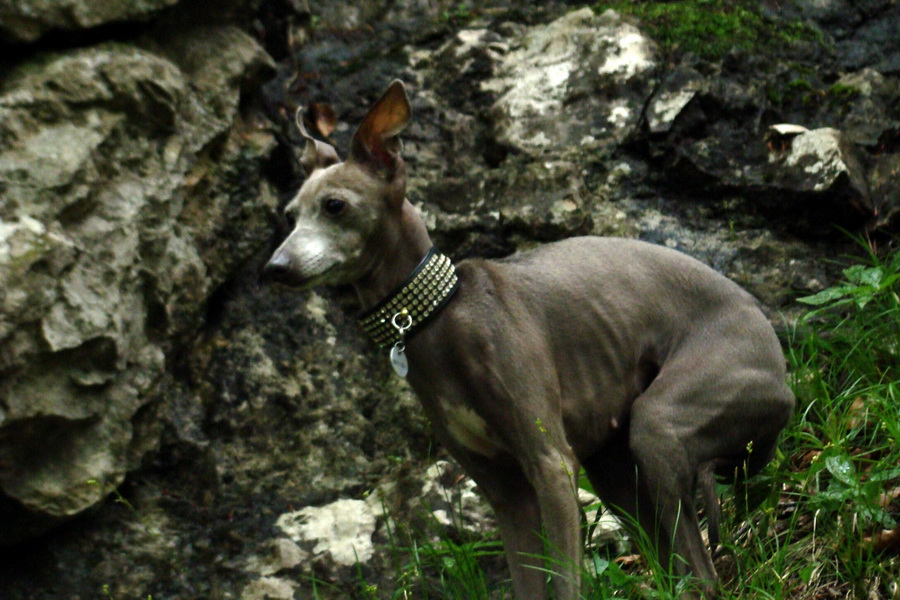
[338, 240, 900, 599]
[592, 0, 823, 61]
[441, 2, 473, 26]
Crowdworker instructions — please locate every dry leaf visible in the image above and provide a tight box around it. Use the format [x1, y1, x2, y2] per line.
[847, 396, 868, 429]
[614, 554, 642, 567]
[309, 102, 337, 138]
[864, 527, 900, 553]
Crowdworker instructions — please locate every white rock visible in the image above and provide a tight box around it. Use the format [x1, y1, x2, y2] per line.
[276, 498, 377, 566]
[648, 89, 699, 133]
[247, 538, 308, 576]
[483, 8, 657, 153]
[769, 127, 861, 193]
[578, 488, 629, 553]
[596, 30, 656, 78]
[240, 576, 296, 600]
[768, 123, 809, 137]
[418, 460, 495, 536]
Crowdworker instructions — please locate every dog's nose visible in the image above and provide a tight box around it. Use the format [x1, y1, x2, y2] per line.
[262, 253, 295, 284]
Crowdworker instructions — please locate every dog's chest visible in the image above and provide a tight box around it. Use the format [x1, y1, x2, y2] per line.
[439, 400, 507, 458]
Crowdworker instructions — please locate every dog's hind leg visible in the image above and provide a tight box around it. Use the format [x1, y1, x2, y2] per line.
[697, 460, 722, 550]
[582, 433, 704, 592]
[627, 395, 719, 598]
[581, 432, 667, 556]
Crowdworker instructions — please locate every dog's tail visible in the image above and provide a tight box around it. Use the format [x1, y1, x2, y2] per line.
[697, 460, 721, 550]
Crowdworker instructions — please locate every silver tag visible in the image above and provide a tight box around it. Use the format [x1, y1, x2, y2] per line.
[390, 344, 409, 377]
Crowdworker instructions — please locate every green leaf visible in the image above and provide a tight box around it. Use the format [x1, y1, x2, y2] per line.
[799, 564, 816, 584]
[825, 454, 856, 487]
[797, 286, 853, 305]
[843, 265, 883, 287]
[868, 466, 900, 483]
[592, 555, 609, 575]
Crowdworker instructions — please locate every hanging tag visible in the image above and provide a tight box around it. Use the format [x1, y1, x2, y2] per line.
[389, 311, 413, 378]
[390, 343, 409, 377]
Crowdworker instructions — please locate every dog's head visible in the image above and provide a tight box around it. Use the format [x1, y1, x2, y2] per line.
[264, 80, 411, 289]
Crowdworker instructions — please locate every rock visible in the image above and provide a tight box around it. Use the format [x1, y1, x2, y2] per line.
[2, 0, 899, 596]
[413, 460, 495, 538]
[0, 0, 181, 43]
[245, 537, 308, 578]
[647, 86, 700, 135]
[276, 498, 379, 567]
[241, 576, 296, 600]
[424, 156, 593, 256]
[0, 217, 77, 341]
[833, 69, 900, 147]
[646, 65, 889, 228]
[765, 126, 870, 211]
[0, 27, 277, 545]
[834, 3, 900, 73]
[483, 8, 658, 154]
[578, 488, 629, 554]
[869, 152, 900, 227]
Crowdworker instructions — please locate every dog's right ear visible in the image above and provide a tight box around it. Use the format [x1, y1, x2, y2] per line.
[349, 80, 411, 177]
[295, 109, 340, 175]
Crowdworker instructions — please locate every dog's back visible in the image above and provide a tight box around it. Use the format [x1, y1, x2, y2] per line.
[448, 236, 793, 463]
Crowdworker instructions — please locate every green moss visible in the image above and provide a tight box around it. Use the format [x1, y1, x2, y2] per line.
[828, 82, 861, 102]
[826, 82, 862, 114]
[441, 2, 473, 26]
[787, 78, 814, 92]
[593, 0, 823, 61]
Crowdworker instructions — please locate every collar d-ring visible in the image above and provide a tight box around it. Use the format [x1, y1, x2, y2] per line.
[358, 247, 459, 348]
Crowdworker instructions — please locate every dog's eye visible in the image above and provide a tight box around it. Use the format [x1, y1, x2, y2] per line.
[322, 198, 347, 217]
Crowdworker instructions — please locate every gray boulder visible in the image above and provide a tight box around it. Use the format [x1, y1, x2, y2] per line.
[483, 8, 658, 155]
[0, 27, 276, 545]
[0, 0, 181, 43]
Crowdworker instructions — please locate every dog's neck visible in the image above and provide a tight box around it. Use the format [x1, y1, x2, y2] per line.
[354, 199, 434, 310]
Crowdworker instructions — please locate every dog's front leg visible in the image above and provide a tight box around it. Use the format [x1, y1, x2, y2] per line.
[451, 445, 580, 600]
[456, 451, 548, 599]
[521, 448, 582, 600]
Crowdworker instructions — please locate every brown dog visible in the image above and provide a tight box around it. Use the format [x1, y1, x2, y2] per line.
[264, 80, 794, 599]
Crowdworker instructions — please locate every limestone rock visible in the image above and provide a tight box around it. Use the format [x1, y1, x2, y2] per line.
[646, 69, 703, 134]
[276, 498, 378, 567]
[578, 488, 629, 554]
[241, 576, 296, 600]
[0, 0, 181, 43]
[483, 8, 658, 154]
[765, 126, 870, 209]
[868, 152, 900, 227]
[2, 0, 900, 596]
[0, 27, 277, 545]
[413, 460, 495, 538]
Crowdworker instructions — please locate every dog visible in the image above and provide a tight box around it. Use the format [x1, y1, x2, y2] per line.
[263, 80, 795, 599]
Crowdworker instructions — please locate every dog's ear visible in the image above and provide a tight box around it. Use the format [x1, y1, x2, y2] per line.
[295, 109, 340, 175]
[349, 80, 411, 177]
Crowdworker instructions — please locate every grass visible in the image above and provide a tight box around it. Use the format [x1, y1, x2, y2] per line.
[338, 238, 900, 599]
[592, 0, 823, 61]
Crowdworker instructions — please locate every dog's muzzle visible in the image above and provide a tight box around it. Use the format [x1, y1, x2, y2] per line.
[262, 252, 309, 288]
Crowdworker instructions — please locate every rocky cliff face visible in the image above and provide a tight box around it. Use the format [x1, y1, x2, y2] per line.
[0, 0, 898, 598]
[0, 0, 278, 545]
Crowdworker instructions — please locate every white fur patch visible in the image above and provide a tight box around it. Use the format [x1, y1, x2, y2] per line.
[285, 230, 338, 279]
[298, 237, 327, 260]
[441, 402, 507, 457]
